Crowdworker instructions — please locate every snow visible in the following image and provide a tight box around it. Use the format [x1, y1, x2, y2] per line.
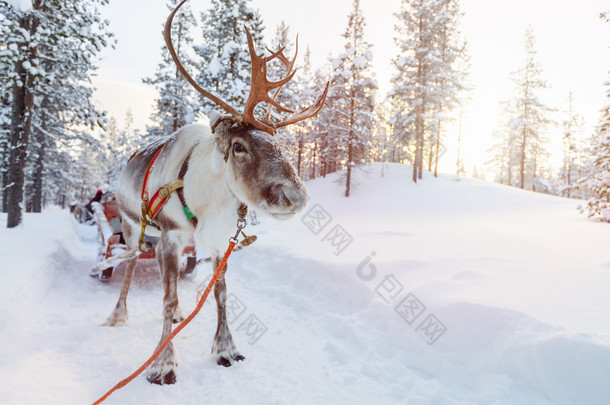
[91, 202, 113, 244]
[332, 55, 344, 69]
[221, 40, 239, 59]
[396, 56, 407, 68]
[6, 0, 32, 12]
[353, 56, 367, 69]
[208, 57, 222, 78]
[1, 163, 610, 404]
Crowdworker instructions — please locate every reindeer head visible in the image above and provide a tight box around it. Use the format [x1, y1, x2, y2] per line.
[164, 0, 327, 219]
[211, 116, 308, 219]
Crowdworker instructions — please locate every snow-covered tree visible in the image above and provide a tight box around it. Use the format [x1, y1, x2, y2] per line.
[267, 20, 299, 116]
[194, 0, 265, 115]
[265, 21, 300, 157]
[487, 26, 551, 191]
[580, 81, 610, 221]
[309, 61, 334, 178]
[509, 25, 551, 191]
[1, 0, 112, 226]
[428, 0, 465, 177]
[324, 0, 377, 197]
[487, 102, 523, 186]
[2, 0, 44, 223]
[0, 7, 12, 212]
[103, 113, 140, 190]
[559, 91, 585, 198]
[291, 46, 316, 178]
[371, 99, 403, 164]
[143, 0, 197, 140]
[390, 0, 467, 183]
[313, 56, 340, 178]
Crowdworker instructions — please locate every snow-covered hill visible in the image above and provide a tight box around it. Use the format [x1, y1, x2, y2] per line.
[1, 163, 609, 405]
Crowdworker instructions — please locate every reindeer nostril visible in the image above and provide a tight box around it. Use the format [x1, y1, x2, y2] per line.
[278, 187, 292, 207]
[265, 183, 304, 211]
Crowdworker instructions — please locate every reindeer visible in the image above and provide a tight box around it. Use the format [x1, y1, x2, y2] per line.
[102, 0, 328, 385]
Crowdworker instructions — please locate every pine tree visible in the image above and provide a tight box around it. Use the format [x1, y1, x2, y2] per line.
[194, 0, 265, 115]
[2, 0, 44, 225]
[581, 80, 610, 221]
[559, 91, 584, 198]
[429, 0, 465, 177]
[390, 0, 467, 183]
[265, 21, 300, 159]
[325, 0, 377, 197]
[487, 103, 522, 186]
[510, 25, 551, 190]
[267, 20, 299, 118]
[0, 6, 12, 212]
[1, 0, 112, 226]
[143, 0, 197, 139]
[371, 99, 402, 164]
[292, 46, 317, 178]
[103, 114, 138, 190]
[310, 61, 334, 178]
[488, 26, 551, 191]
[317, 54, 345, 178]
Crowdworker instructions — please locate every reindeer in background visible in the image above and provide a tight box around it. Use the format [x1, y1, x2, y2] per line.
[103, 0, 328, 385]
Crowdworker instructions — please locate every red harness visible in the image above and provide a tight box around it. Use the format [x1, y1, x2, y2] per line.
[140, 146, 196, 225]
[141, 147, 165, 218]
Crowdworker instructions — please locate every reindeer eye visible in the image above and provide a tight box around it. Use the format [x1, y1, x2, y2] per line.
[233, 142, 246, 154]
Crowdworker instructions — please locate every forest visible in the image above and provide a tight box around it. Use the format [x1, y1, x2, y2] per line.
[1, 0, 609, 228]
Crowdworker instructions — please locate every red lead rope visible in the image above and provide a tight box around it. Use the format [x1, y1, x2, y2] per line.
[91, 239, 238, 405]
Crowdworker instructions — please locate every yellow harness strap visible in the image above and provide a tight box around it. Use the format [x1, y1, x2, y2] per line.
[146, 180, 184, 219]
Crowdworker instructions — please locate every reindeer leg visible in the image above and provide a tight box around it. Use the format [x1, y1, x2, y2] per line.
[147, 231, 184, 385]
[212, 257, 245, 367]
[160, 238, 184, 324]
[103, 258, 137, 326]
[104, 221, 138, 327]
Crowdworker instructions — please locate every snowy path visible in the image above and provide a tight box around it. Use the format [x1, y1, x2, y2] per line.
[1, 164, 609, 404]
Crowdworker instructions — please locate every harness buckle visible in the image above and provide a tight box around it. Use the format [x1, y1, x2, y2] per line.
[158, 186, 170, 199]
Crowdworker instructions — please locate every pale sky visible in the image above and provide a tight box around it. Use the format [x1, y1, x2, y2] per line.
[93, 0, 610, 176]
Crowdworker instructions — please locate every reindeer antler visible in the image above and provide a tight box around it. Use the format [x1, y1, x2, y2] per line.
[241, 29, 298, 134]
[264, 37, 299, 122]
[164, 0, 329, 135]
[262, 39, 330, 130]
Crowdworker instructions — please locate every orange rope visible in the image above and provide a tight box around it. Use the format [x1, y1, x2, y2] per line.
[91, 239, 238, 405]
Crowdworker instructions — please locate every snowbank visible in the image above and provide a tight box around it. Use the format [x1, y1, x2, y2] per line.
[1, 164, 609, 404]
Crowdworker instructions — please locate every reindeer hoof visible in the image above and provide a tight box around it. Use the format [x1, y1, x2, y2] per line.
[217, 356, 232, 367]
[172, 306, 184, 324]
[216, 352, 245, 367]
[103, 310, 128, 327]
[147, 369, 177, 385]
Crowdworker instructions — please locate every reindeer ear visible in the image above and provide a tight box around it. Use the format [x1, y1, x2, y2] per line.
[208, 112, 232, 160]
[206, 110, 223, 130]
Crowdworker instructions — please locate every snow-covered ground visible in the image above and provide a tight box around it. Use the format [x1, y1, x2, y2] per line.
[1, 163, 609, 405]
